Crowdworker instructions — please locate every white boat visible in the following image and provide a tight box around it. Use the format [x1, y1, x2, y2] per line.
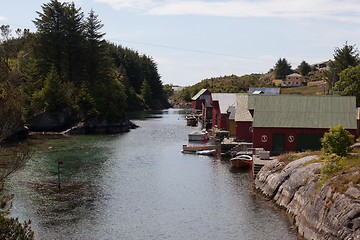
[188, 130, 209, 141]
[182, 144, 217, 152]
[196, 149, 216, 155]
[230, 155, 253, 168]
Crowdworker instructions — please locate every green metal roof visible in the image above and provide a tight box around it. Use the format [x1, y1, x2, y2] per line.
[250, 95, 357, 129]
[191, 89, 208, 101]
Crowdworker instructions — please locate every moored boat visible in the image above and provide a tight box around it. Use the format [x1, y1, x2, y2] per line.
[182, 144, 217, 153]
[196, 149, 216, 155]
[186, 115, 198, 126]
[188, 130, 209, 141]
[230, 155, 252, 168]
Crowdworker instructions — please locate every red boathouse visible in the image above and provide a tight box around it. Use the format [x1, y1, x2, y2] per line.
[249, 95, 357, 153]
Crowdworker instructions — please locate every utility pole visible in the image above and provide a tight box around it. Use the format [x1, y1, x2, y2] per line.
[58, 161, 63, 189]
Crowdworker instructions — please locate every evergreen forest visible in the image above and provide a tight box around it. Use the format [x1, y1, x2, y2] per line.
[0, 0, 167, 129]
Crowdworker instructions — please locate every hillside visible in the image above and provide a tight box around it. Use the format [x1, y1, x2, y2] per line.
[172, 70, 332, 103]
[173, 74, 274, 102]
[280, 81, 329, 95]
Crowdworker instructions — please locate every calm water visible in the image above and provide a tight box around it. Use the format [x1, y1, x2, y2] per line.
[5, 109, 299, 240]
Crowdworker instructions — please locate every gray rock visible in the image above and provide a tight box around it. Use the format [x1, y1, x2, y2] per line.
[62, 119, 135, 135]
[255, 156, 360, 240]
[28, 107, 76, 132]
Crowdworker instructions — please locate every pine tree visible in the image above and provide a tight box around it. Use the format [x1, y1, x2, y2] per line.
[42, 66, 69, 112]
[140, 78, 153, 106]
[331, 42, 359, 73]
[274, 58, 292, 79]
[328, 42, 359, 92]
[84, 9, 107, 84]
[33, 0, 85, 85]
[298, 60, 312, 76]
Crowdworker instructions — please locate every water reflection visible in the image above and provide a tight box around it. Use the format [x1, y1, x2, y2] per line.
[4, 109, 299, 239]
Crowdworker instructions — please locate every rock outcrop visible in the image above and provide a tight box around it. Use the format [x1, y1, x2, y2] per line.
[254, 156, 360, 240]
[27, 107, 139, 135]
[28, 107, 76, 132]
[62, 119, 138, 135]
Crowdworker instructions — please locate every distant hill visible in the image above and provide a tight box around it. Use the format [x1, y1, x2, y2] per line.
[172, 64, 332, 103]
[173, 73, 274, 102]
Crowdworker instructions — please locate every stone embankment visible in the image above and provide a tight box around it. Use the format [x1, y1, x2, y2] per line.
[254, 156, 360, 240]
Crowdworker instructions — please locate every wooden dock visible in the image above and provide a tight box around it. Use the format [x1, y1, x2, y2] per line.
[252, 157, 274, 176]
[220, 137, 253, 153]
[250, 148, 277, 177]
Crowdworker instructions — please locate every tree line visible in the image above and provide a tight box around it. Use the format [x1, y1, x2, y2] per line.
[0, 1, 169, 237]
[174, 42, 360, 106]
[0, 0, 167, 129]
[272, 42, 360, 105]
[174, 74, 273, 102]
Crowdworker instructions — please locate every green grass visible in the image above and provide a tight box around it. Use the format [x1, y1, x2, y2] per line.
[316, 153, 360, 189]
[280, 84, 329, 95]
[276, 150, 360, 192]
[277, 150, 322, 165]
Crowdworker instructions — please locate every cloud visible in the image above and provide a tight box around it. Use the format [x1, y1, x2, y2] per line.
[0, 15, 7, 21]
[95, 0, 157, 10]
[95, 0, 360, 22]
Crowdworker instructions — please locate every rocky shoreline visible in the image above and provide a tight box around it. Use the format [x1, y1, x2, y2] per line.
[8, 108, 139, 141]
[254, 156, 360, 240]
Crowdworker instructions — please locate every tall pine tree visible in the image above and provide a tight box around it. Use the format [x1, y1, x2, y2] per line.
[274, 58, 292, 79]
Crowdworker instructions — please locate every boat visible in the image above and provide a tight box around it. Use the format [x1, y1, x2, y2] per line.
[188, 130, 209, 141]
[230, 155, 253, 168]
[196, 149, 216, 155]
[231, 151, 252, 158]
[186, 115, 198, 126]
[182, 144, 217, 153]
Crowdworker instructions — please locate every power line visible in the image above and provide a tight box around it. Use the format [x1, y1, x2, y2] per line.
[1, 22, 273, 63]
[108, 38, 274, 62]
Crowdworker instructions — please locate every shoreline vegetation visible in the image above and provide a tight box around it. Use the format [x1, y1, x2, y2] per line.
[1, 0, 171, 142]
[0, 0, 171, 237]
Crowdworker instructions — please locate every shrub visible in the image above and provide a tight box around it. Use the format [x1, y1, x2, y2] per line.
[321, 125, 354, 156]
[321, 154, 345, 175]
[0, 195, 34, 239]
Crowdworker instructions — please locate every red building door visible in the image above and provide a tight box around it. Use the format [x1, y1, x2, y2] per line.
[272, 134, 286, 152]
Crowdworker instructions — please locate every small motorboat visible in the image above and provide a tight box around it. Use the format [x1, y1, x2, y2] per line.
[188, 129, 209, 141]
[231, 151, 252, 158]
[182, 144, 217, 153]
[196, 149, 216, 156]
[186, 115, 198, 126]
[230, 155, 253, 168]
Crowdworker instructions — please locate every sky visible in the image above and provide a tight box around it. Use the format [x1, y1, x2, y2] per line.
[2, 0, 360, 86]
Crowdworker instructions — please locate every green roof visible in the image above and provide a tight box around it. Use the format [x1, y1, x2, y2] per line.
[191, 89, 208, 101]
[250, 95, 357, 129]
